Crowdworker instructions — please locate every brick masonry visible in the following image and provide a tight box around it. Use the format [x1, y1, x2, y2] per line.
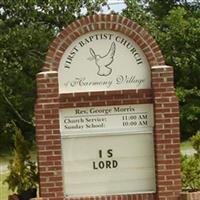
[35, 15, 181, 200]
[180, 192, 200, 200]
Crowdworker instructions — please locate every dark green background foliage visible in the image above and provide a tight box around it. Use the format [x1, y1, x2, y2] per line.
[123, 0, 200, 140]
[0, 0, 107, 152]
[0, 0, 199, 152]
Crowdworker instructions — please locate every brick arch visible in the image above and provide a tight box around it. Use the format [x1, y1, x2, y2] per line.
[42, 14, 165, 72]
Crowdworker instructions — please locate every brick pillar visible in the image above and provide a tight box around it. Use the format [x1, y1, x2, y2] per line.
[35, 71, 63, 200]
[152, 66, 182, 200]
[34, 15, 183, 200]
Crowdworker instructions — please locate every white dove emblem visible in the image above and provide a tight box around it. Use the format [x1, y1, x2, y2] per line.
[89, 42, 116, 76]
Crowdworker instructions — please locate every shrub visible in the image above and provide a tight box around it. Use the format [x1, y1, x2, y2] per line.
[4, 126, 38, 193]
[191, 131, 200, 159]
[181, 131, 200, 191]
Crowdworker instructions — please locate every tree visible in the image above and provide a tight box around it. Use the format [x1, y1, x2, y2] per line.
[4, 125, 38, 193]
[1, 0, 199, 147]
[0, 0, 107, 152]
[123, 1, 200, 139]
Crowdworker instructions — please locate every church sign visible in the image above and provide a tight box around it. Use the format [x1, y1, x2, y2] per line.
[58, 31, 151, 93]
[60, 104, 155, 196]
[61, 133, 155, 197]
[35, 15, 182, 200]
[58, 29, 155, 196]
[59, 104, 153, 135]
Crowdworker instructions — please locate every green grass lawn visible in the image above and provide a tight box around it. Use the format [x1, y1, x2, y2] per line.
[180, 140, 192, 150]
[0, 172, 12, 200]
[0, 152, 12, 200]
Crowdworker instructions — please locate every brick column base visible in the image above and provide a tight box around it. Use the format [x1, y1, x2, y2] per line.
[180, 192, 200, 200]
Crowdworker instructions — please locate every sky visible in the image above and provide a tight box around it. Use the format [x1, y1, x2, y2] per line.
[104, 0, 127, 13]
[81, 0, 127, 15]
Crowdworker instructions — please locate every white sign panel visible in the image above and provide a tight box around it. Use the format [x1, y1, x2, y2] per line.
[60, 104, 154, 136]
[60, 104, 156, 197]
[58, 31, 151, 93]
[62, 134, 156, 197]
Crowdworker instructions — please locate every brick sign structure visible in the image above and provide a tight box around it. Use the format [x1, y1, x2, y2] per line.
[35, 15, 181, 200]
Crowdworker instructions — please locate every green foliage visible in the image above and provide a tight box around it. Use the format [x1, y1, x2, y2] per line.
[146, 0, 177, 19]
[123, 0, 151, 27]
[191, 131, 200, 159]
[0, 0, 107, 151]
[161, 7, 200, 139]
[181, 131, 200, 191]
[141, 0, 200, 19]
[181, 155, 200, 191]
[4, 125, 38, 193]
[123, 1, 200, 139]
[176, 87, 200, 139]
[0, 0, 199, 150]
